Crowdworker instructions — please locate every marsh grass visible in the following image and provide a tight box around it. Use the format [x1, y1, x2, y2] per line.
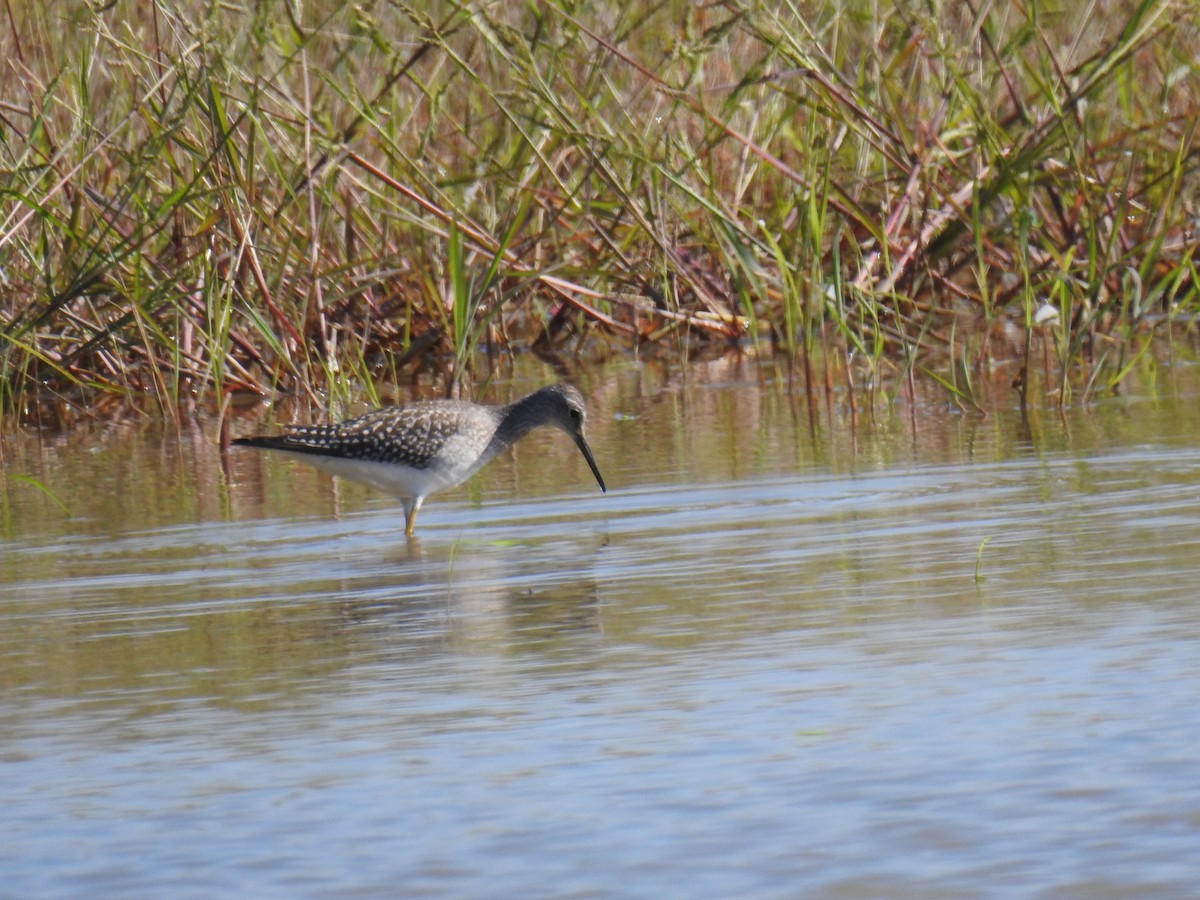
[1, 0, 1198, 425]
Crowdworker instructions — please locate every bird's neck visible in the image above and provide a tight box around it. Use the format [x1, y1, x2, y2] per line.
[492, 390, 550, 448]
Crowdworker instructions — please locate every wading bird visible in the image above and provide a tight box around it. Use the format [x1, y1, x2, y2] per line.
[233, 383, 606, 537]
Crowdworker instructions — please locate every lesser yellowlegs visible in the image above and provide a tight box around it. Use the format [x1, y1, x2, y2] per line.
[233, 383, 606, 536]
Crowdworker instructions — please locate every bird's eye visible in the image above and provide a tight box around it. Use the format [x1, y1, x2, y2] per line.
[569, 408, 582, 421]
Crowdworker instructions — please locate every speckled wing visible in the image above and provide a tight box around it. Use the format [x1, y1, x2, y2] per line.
[235, 400, 501, 472]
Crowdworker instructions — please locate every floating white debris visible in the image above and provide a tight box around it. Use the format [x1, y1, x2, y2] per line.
[1034, 302, 1060, 325]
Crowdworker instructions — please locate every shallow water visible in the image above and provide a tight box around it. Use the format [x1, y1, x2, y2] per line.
[3, 357, 1200, 896]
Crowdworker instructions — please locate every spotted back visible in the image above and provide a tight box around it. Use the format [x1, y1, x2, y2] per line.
[243, 400, 503, 471]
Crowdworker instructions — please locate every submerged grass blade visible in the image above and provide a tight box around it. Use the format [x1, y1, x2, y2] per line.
[6, 473, 73, 516]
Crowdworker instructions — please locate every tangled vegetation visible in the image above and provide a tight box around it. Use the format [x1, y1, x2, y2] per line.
[1, 0, 1198, 425]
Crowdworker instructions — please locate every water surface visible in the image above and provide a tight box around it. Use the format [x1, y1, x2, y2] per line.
[3, 358, 1200, 896]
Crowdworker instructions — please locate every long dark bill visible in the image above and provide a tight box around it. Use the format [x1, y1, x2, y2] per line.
[574, 434, 606, 493]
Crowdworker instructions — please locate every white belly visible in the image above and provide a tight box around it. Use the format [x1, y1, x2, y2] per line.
[275, 440, 497, 500]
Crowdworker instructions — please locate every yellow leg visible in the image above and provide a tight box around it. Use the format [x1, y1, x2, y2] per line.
[404, 496, 422, 537]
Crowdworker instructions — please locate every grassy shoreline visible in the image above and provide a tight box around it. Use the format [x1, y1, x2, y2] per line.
[1, 0, 1197, 425]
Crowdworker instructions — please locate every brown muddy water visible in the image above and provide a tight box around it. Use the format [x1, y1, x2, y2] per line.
[3, 355, 1200, 897]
